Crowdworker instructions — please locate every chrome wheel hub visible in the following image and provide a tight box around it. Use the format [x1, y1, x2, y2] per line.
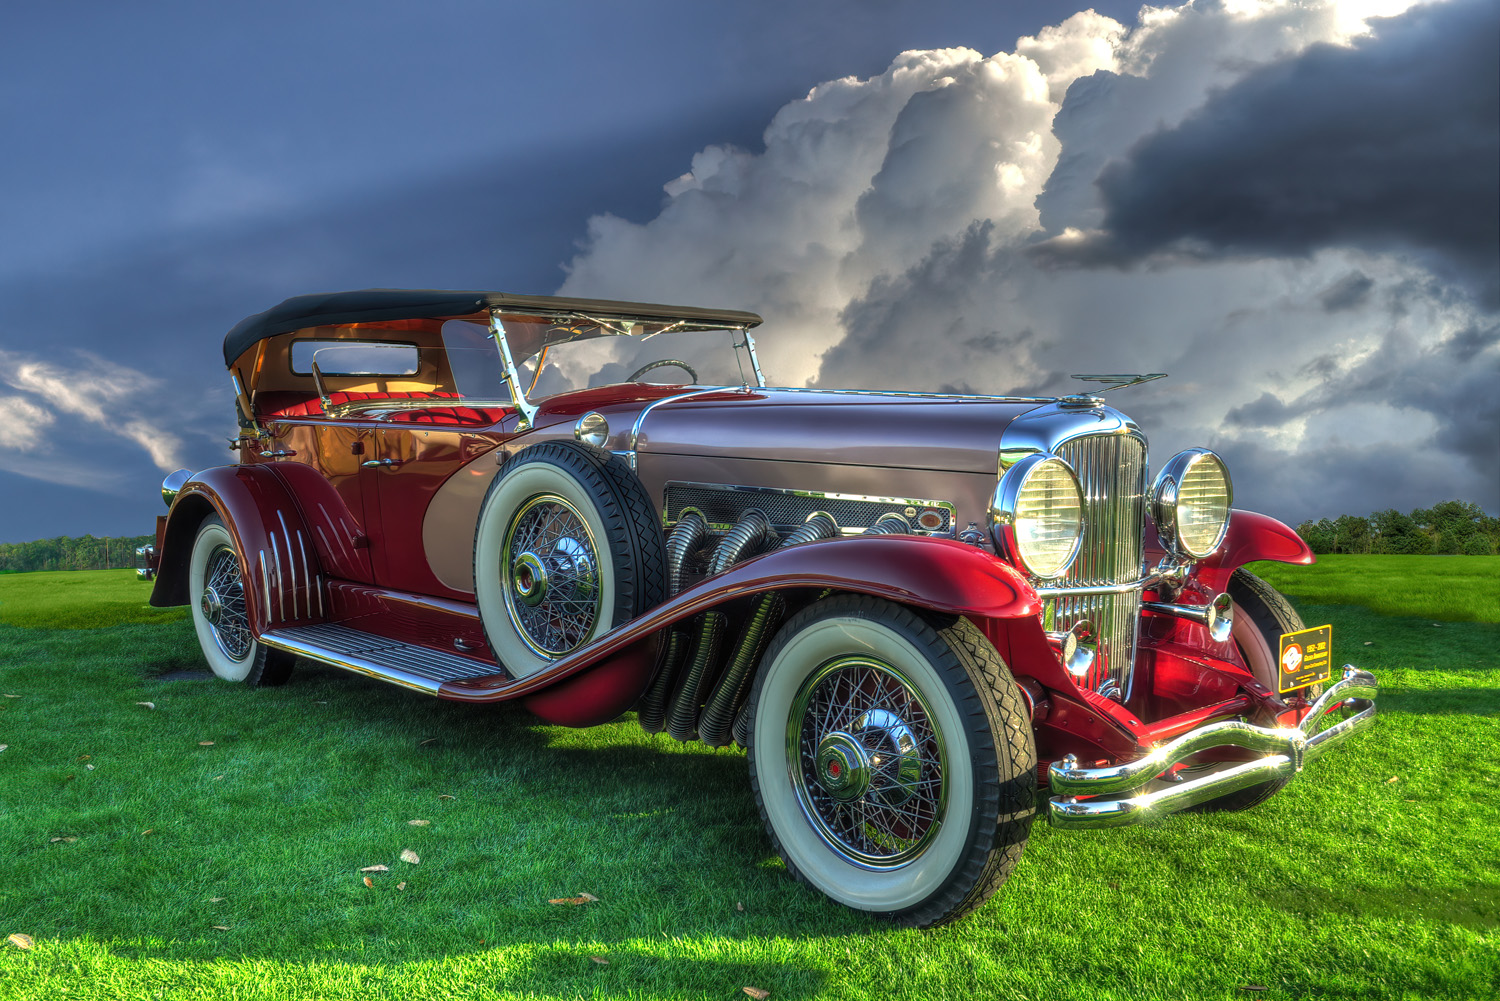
[511, 551, 549, 607]
[199, 586, 223, 624]
[501, 494, 602, 656]
[788, 657, 947, 869]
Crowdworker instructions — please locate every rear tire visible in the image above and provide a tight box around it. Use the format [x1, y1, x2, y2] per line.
[745, 594, 1035, 927]
[188, 517, 293, 686]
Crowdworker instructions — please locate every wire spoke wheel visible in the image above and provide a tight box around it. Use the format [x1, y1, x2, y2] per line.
[501, 493, 602, 656]
[201, 544, 253, 660]
[789, 657, 946, 868]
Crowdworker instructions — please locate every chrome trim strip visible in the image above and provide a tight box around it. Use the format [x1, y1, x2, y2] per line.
[269, 531, 285, 622]
[258, 551, 272, 625]
[662, 480, 956, 535]
[257, 631, 444, 695]
[276, 512, 297, 620]
[1047, 667, 1377, 829]
[628, 388, 730, 452]
[766, 386, 1051, 404]
[1034, 578, 1150, 597]
[739, 329, 767, 388]
[296, 530, 314, 620]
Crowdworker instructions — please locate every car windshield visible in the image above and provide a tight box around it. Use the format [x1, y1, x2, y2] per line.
[441, 315, 760, 398]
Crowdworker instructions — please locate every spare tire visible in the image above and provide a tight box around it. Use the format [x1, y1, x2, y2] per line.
[473, 440, 667, 678]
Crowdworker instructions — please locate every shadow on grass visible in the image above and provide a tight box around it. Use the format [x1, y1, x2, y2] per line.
[1261, 880, 1500, 931]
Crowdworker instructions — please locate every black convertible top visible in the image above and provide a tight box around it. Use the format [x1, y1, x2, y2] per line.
[223, 288, 763, 366]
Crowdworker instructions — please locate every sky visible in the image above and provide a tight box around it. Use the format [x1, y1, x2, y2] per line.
[0, 0, 1495, 543]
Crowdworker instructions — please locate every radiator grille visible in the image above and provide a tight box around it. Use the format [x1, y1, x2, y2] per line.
[1049, 432, 1149, 697]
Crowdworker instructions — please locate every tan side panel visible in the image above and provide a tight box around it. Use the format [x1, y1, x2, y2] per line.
[423, 451, 503, 594]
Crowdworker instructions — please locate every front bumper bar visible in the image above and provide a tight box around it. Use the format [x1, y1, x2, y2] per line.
[1048, 666, 1378, 829]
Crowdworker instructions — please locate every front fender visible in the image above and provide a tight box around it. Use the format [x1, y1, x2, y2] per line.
[1195, 509, 1313, 591]
[149, 465, 325, 633]
[438, 534, 1041, 706]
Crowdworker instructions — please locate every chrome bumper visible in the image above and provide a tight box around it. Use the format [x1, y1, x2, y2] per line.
[1048, 666, 1378, 829]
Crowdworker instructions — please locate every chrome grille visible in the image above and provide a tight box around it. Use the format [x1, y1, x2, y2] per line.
[1050, 432, 1148, 697]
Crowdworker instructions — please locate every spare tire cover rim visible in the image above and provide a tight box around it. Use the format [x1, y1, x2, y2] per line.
[500, 492, 601, 656]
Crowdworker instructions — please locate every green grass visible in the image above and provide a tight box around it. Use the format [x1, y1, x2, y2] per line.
[0, 568, 1496, 999]
[1245, 554, 1500, 623]
[0, 570, 188, 629]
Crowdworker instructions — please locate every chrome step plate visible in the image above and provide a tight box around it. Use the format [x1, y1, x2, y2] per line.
[259, 623, 500, 693]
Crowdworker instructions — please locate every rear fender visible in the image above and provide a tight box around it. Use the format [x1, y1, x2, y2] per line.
[149, 465, 326, 633]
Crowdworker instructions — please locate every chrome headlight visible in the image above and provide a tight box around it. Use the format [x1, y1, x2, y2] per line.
[990, 454, 1085, 580]
[1152, 448, 1232, 558]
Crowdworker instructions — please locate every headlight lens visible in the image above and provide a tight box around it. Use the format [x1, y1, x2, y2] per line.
[991, 454, 1085, 579]
[1152, 449, 1232, 558]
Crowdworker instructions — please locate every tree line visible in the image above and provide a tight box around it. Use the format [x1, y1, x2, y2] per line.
[0, 534, 156, 573]
[1297, 500, 1498, 555]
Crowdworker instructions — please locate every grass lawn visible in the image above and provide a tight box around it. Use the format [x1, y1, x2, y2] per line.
[1245, 554, 1500, 623]
[0, 564, 1496, 999]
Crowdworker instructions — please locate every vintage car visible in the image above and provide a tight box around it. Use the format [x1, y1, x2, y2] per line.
[143, 288, 1378, 927]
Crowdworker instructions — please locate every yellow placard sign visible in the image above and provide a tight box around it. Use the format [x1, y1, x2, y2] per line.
[1278, 624, 1333, 693]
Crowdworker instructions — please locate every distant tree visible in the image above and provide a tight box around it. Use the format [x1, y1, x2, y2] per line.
[1371, 509, 1432, 554]
[1463, 533, 1496, 555]
[1333, 514, 1373, 554]
[0, 533, 155, 573]
[1298, 519, 1335, 554]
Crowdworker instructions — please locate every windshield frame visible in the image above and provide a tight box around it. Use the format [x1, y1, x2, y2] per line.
[486, 307, 765, 428]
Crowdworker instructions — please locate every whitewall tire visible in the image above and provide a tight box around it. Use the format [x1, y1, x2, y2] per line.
[746, 594, 1036, 927]
[188, 516, 293, 685]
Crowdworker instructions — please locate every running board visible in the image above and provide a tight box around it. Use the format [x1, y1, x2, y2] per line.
[259, 623, 504, 694]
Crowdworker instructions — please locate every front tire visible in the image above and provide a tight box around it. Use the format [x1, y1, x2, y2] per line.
[188, 516, 293, 685]
[746, 595, 1036, 927]
[1189, 567, 1320, 812]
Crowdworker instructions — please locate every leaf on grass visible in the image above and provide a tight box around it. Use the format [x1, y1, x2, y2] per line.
[359, 865, 389, 873]
[0, 745, 7, 753]
[211, 925, 231, 931]
[549, 897, 590, 906]
[580, 892, 599, 902]
[736, 901, 745, 912]
[591, 956, 609, 964]
[408, 819, 430, 826]
[437, 794, 455, 800]
[50, 837, 77, 843]
[400, 849, 420, 865]
[2, 694, 20, 698]
[418, 738, 438, 746]
[209, 897, 226, 903]
[86, 764, 95, 771]
[136, 702, 156, 709]
[1363, 641, 1373, 646]
[77, 755, 92, 761]
[397, 882, 407, 891]
[744, 988, 771, 1000]
[7, 933, 34, 950]
[1385, 776, 1400, 783]
[213, 775, 224, 781]
[363, 877, 374, 888]
[141, 829, 154, 836]
[198, 741, 214, 746]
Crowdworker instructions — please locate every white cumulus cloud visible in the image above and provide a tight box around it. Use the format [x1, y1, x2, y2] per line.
[557, 0, 1496, 521]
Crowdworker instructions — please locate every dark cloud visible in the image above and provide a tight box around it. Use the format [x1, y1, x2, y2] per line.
[1318, 271, 1375, 312]
[1057, 0, 1500, 302]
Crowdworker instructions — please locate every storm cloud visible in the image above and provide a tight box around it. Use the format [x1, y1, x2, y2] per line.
[1083, 0, 1500, 303]
[563, 0, 1499, 523]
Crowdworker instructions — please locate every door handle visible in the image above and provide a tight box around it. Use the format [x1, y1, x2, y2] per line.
[361, 458, 404, 467]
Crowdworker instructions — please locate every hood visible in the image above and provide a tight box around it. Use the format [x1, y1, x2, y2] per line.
[634, 389, 1050, 475]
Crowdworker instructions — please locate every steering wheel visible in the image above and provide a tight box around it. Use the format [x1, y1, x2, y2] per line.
[628, 359, 698, 384]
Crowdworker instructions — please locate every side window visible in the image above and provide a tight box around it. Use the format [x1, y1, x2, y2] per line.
[441, 321, 513, 401]
[291, 340, 420, 376]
